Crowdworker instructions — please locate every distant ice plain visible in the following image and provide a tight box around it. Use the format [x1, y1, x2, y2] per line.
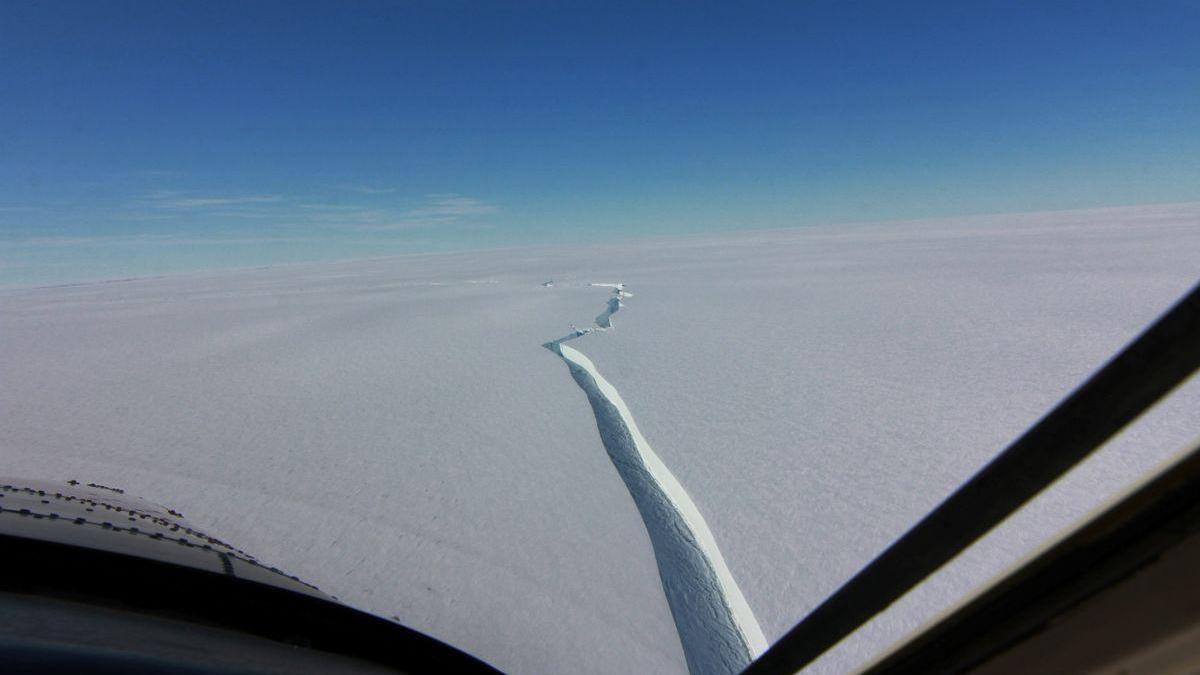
[2, 203, 1198, 673]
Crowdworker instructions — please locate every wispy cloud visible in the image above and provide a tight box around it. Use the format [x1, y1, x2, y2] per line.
[296, 203, 371, 212]
[122, 188, 496, 231]
[2, 233, 320, 248]
[207, 208, 294, 219]
[293, 194, 499, 230]
[133, 190, 283, 210]
[337, 184, 397, 195]
[404, 194, 497, 218]
[129, 169, 187, 179]
[166, 196, 282, 208]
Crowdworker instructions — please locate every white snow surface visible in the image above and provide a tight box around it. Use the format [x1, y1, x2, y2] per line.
[2, 202, 1199, 673]
[0, 259, 688, 674]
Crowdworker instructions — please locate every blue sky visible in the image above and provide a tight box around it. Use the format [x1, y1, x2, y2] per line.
[1, 1, 1197, 286]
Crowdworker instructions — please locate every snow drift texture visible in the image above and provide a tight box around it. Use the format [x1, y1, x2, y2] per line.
[2, 202, 1199, 674]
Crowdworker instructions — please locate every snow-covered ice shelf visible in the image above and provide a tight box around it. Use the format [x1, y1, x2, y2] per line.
[2, 203, 1199, 674]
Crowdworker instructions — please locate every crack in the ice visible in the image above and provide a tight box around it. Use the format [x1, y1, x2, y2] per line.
[543, 283, 766, 675]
